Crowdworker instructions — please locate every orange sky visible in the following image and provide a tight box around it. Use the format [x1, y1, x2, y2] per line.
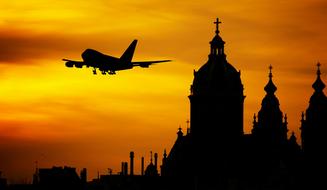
[0, 0, 327, 183]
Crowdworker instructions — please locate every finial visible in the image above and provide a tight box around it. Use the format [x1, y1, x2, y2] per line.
[177, 125, 183, 137]
[264, 65, 277, 94]
[317, 62, 321, 76]
[214, 18, 222, 35]
[290, 131, 297, 142]
[269, 65, 273, 79]
[164, 149, 167, 156]
[312, 62, 325, 92]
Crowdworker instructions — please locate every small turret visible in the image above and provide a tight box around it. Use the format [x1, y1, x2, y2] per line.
[145, 151, 158, 176]
[264, 65, 277, 95]
[312, 62, 325, 93]
[177, 126, 183, 138]
[256, 65, 286, 145]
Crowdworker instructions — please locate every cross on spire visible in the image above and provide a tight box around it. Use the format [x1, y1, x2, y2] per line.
[214, 18, 222, 35]
[317, 62, 321, 76]
[269, 65, 273, 79]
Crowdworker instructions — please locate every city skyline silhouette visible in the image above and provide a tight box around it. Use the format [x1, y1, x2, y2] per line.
[0, 1, 327, 187]
[1, 17, 326, 190]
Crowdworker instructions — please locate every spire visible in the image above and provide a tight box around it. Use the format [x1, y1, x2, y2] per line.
[284, 114, 288, 124]
[252, 113, 258, 134]
[163, 149, 167, 159]
[177, 126, 183, 138]
[312, 62, 325, 92]
[289, 131, 297, 144]
[264, 65, 277, 94]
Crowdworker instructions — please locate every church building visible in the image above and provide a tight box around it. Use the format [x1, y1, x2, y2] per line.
[161, 18, 306, 189]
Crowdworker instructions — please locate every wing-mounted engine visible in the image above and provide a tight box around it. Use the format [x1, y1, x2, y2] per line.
[65, 61, 74, 67]
[63, 59, 84, 68]
[140, 63, 150, 68]
[74, 62, 83, 68]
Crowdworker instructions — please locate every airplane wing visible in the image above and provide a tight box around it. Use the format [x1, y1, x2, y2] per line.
[132, 60, 171, 68]
[62, 59, 86, 68]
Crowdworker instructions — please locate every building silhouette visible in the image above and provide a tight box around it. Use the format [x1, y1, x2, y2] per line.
[0, 171, 7, 190]
[4, 18, 327, 190]
[300, 62, 327, 189]
[160, 18, 326, 190]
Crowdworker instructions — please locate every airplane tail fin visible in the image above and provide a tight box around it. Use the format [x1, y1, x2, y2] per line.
[120, 40, 137, 63]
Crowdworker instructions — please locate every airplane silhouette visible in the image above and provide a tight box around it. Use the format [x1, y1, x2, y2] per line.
[63, 40, 171, 75]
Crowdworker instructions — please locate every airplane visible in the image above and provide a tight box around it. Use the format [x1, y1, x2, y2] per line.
[63, 40, 171, 75]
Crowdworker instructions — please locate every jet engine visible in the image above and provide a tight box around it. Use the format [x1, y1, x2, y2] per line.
[140, 64, 150, 68]
[74, 62, 83, 68]
[65, 61, 74, 67]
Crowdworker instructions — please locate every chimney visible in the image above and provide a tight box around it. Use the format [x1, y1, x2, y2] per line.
[124, 162, 128, 176]
[80, 168, 87, 184]
[154, 153, 158, 170]
[141, 157, 144, 176]
[130, 151, 134, 176]
[121, 162, 124, 175]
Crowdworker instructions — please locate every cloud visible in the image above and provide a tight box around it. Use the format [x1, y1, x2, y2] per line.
[0, 28, 86, 64]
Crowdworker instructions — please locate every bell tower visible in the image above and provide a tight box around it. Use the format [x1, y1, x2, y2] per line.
[189, 18, 244, 146]
[301, 63, 327, 157]
[252, 66, 288, 146]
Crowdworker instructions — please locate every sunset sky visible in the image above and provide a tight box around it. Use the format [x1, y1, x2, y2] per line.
[0, 0, 326, 182]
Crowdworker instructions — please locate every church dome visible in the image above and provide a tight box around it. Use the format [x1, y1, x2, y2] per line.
[191, 19, 242, 96]
[261, 65, 280, 108]
[309, 63, 327, 105]
[192, 59, 242, 96]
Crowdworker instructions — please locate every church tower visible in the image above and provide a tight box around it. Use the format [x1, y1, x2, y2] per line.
[301, 63, 327, 160]
[252, 66, 288, 146]
[189, 18, 244, 145]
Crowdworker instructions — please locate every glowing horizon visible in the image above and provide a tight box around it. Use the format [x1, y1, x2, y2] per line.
[0, 0, 326, 183]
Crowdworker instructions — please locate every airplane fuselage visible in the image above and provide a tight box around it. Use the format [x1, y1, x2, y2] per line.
[81, 49, 133, 72]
